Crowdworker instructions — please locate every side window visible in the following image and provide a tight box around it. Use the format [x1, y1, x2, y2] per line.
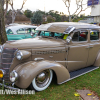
[72, 32, 79, 41]
[6, 29, 13, 34]
[25, 28, 33, 34]
[17, 28, 25, 34]
[25, 28, 36, 34]
[40, 31, 45, 36]
[40, 31, 50, 36]
[55, 33, 63, 37]
[72, 30, 88, 42]
[90, 30, 99, 40]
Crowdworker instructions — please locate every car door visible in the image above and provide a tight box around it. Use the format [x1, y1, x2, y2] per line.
[86, 29, 100, 66]
[67, 29, 89, 72]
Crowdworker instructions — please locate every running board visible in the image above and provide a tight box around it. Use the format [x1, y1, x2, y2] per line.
[58, 66, 99, 84]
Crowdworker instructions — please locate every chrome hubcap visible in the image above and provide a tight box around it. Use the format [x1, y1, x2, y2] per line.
[37, 72, 46, 83]
[36, 70, 50, 88]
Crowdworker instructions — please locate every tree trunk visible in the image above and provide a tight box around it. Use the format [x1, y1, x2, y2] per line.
[0, 0, 8, 44]
[12, 10, 14, 23]
[69, 15, 71, 22]
[11, 10, 17, 23]
[4, 0, 9, 24]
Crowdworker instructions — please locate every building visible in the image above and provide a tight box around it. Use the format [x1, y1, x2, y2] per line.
[87, 0, 100, 24]
[79, 0, 100, 24]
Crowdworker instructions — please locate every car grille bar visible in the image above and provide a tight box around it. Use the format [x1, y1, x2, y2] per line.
[0, 48, 17, 81]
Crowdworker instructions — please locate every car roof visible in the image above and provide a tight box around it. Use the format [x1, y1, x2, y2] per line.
[36, 22, 100, 33]
[6, 25, 37, 34]
[7, 25, 37, 30]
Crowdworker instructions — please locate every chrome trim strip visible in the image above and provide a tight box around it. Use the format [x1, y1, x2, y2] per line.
[55, 61, 83, 63]
[1, 57, 14, 59]
[2, 68, 10, 69]
[34, 58, 44, 61]
[58, 67, 99, 85]
[2, 78, 9, 79]
[3, 48, 17, 50]
[3, 76, 9, 77]
[1, 63, 12, 64]
[32, 50, 65, 55]
[5, 73, 9, 74]
[2, 58, 13, 59]
[2, 53, 13, 55]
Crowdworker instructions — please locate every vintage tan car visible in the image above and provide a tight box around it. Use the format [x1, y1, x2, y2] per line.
[0, 22, 100, 91]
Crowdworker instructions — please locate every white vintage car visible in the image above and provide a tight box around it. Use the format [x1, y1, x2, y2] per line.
[6, 25, 37, 40]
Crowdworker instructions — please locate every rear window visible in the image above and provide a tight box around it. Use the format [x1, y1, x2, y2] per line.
[6, 29, 13, 34]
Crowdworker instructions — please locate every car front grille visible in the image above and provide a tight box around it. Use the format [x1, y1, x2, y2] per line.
[0, 48, 17, 81]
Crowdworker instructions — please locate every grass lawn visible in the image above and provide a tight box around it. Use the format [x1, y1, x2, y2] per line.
[0, 67, 100, 100]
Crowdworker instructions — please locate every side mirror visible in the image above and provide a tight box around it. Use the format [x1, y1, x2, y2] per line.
[66, 36, 72, 44]
[31, 32, 35, 37]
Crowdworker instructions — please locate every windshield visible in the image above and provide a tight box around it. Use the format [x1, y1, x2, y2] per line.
[38, 31, 68, 39]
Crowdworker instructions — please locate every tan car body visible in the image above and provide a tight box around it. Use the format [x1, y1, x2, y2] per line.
[1, 22, 100, 89]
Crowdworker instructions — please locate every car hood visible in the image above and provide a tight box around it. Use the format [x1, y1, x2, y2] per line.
[4, 37, 65, 49]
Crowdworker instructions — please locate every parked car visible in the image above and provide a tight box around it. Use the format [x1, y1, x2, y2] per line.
[6, 25, 37, 40]
[0, 22, 100, 91]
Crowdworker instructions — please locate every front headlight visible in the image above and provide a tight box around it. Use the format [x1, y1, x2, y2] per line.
[16, 50, 31, 60]
[0, 45, 3, 53]
[10, 70, 18, 82]
[16, 50, 23, 60]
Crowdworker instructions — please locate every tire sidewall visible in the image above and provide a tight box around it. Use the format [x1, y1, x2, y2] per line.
[32, 69, 53, 91]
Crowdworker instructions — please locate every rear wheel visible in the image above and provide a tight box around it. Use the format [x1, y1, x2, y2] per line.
[29, 69, 53, 91]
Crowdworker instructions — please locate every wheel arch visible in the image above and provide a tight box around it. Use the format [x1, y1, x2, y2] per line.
[13, 60, 70, 89]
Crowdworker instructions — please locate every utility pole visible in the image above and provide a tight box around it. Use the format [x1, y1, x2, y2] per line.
[44, 0, 47, 22]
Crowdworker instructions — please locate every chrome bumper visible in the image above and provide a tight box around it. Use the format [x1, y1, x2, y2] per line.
[0, 81, 19, 91]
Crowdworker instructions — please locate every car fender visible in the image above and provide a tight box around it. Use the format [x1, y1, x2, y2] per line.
[14, 60, 70, 89]
[94, 51, 100, 66]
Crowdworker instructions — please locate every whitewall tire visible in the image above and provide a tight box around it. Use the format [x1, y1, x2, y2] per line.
[30, 69, 53, 91]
